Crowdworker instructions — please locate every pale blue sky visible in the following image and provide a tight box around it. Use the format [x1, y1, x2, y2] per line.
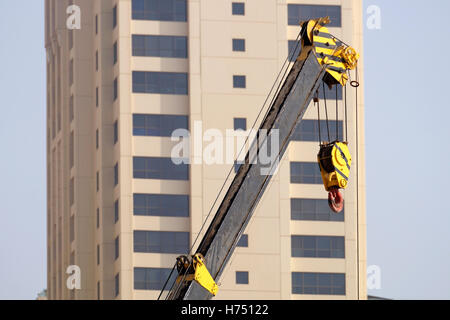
[0, 0, 449, 300]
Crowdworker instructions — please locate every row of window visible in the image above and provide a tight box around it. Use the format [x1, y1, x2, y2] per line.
[130, 1, 341, 27]
[132, 267, 344, 296]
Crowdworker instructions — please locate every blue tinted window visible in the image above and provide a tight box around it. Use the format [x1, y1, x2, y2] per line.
[113, 5, 117, 28]
[133, 71, 188, 95]
[234, 118, 247, 131]
[237, 234, 248, 247]
[114, 120, 118, 144]
[115, 236, 119, 260]
[290, 162, 321, 184]
[133, 114, 188, 137]
[134, 267, 177, 291]
[134, 194, 189, 217]
[132, 35, 187, 58]
[292, 120, 343, 142]
[114, 199, 119, 223]
[291, 235, 345, 258]
[292, 272, 345, 295]
[319, 84, 343, 100]
[113, 78, 118, 100]
[236, 271, 249, 284]
[288, 4, 341, 27]
[113, 41, 118, 64]
[114, 163, 119, 186]
[132, 0, 187, 22]
[232, 39, 245, 52]
[133, 157, 189, 180]
[291, 198, 344, 221]
[288, 40, 301, 62]
[232, 2, 245, 15]
[134, 230, 189, 254]
[233, 75, 246, 88]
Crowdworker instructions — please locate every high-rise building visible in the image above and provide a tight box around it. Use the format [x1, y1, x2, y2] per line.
[46, 0, 366, 300]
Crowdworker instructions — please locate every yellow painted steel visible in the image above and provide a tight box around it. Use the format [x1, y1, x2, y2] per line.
[192, 254, 218, 296]
[317, 142, 352, 192]
[299, 18, 359, 86]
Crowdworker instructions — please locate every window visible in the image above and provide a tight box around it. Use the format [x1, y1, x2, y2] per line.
[113, 41, 117, 65]
[70, 215, 74, 242]
[70, 178, 74, 205]
[292, 120, 343, 142]
[95, 50, 98, 71]
[95, 15, 98, 34]
[69, 131, 74, 169]
[133, 230, 189, 254]
[234, 161, 242, 173]
[233, 75, 246, 88]
[96, 87, 99, 107]
[115, 236, 119, 260]
[114, 120, 118, 144]
[113, 78, 118, 101]
[114, 163, 119, 186]
[69, 59, 74, 86]
[291, 199, 344, 222]
[232, 2, 245, 15]
[96, 208, 100, 229]
[97, 244, 100, 265]
[291, 236, 345, 258]
[234, 118, 247, 131]
[319, 84, 343, 100]
[97, 281, 100, 300]
[237, 234, 248, 247]
[133, 114, 188, 137]
[232, 39, 245, 52]
[133, 157, 189, 180]
[132, 35, 187, 58]
[236, 271, 249, 284]
[134, 194, 189, 217]
[114, 200, 119, 223]
[292, 272, 345, 295]
[113, 5, 117, 28]
[68, 29, 73, 50]
[96, 129, 99, 149]
[288, 4, 341, 27]
[290, 162, 322, 184]
[132, 0, 187, 22]
[96, 171, 99, 191]
[134, 268, 177, 291]
[115, 273, 119, 297]
[69, 95, 74, 122]
[288, 40, 301, 62]
[132, 71, 188, 95]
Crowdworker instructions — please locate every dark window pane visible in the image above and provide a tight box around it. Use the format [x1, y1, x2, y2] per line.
[237, 234, 248, 247]
[132, 71, 188, 95]
[134, 267, 177, 290]
[236, 271, 249, 284]
[133, 157, 189, 180]
[133, 230, 189, 254]
[113, 6, 117, 28]
[233, 75, 246, 88]
[291, 235, 345, 258]
[288, 40, 301, 62]
[292, 119, 343, 142]
[232, 38, 245, 52]
[232, 2, 245, 15]
[132, 0, 187, 22]
[133, 194, 189, 217]
[290, 162, 322, 184]
[133, 114, 188, 137]
[132, 35, 187, 58]
[288, 4, 341, 27]
[114, 200, 119, 223]
[291, 198, 344, 221]
[292, 272, 345, 296]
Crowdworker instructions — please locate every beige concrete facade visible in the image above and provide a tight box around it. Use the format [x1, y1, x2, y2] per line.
[46, 0, 366, 300]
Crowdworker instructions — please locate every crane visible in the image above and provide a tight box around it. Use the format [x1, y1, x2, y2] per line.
[162, 17, 360, 300]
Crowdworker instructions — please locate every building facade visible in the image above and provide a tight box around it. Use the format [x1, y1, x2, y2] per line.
[45, 0, 366, 300]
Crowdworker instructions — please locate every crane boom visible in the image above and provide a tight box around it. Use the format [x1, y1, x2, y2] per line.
[166, 18, 359, 300]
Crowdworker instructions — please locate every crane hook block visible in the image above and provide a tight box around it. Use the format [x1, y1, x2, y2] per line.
[192, 254, 218, 296]
[317, 142, 352, 213]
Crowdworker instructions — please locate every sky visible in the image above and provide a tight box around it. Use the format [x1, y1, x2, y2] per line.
[0, 0, 449, 300]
